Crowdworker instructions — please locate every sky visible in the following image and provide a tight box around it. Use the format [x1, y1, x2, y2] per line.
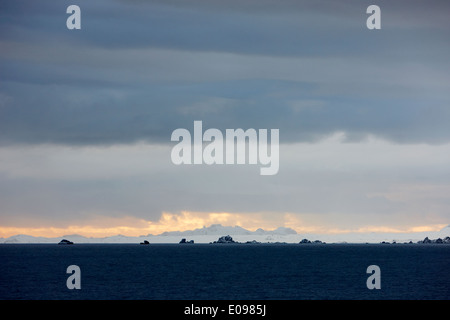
[0, 0, 449, 237]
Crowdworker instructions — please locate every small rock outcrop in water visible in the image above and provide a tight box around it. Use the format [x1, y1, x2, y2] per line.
[211, 235, 236, 244]
[179, 238, 194, 244]
[417, 236, 450, 244]
[140, 240, 150, 245]
[299, 238, 325, 244]
[58, 239, 74, 245]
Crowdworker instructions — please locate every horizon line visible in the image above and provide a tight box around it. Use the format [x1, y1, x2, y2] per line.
[1, 223, 449, 239]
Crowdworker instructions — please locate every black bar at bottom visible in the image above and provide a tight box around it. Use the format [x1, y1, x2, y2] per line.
[1, 300, 447, 319]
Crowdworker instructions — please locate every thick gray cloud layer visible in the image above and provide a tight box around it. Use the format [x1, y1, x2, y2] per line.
[1, 0, 449, 146]
[0, 1, 449, 232]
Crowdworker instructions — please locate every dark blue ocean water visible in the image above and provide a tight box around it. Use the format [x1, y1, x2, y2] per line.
[0, 244, 448, 300]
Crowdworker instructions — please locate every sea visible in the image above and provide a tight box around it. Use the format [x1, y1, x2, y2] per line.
[0, 243, 449, 300]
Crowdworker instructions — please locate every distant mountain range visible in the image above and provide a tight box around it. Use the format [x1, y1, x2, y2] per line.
[158, 224, 297, 236]
[1, 224, 449, 244]
[0, 224, 297, 244]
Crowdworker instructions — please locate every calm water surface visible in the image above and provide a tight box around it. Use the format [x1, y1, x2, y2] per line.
[0, 244, 448, 300]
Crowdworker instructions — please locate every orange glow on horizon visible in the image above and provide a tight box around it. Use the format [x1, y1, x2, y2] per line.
[0, 211, 446, 238]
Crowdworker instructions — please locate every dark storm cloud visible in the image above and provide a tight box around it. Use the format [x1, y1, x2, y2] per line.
[1, 0, 449, 146]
